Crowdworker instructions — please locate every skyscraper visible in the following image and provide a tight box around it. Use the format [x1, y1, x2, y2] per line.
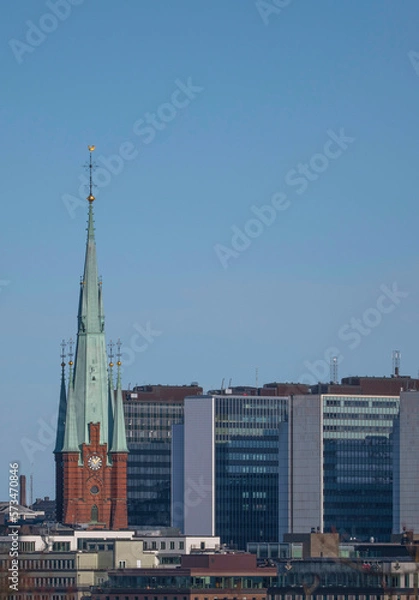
[172, 393, 289, 549]
[123, 384, 202, 526]
[393, 390, 419, 535]
[54, 148, 128, 530]
[290, 392, 399, 541]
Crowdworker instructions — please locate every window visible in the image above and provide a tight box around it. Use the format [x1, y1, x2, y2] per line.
[170, 541, 175, 550]
[179, 541, 184, 550]
[161, 541, 166, 550]
[200, 541, 205, 549]
[119, 560, 126, 568]
[91, 504, 98, 522]
[152, 541, 157, 550]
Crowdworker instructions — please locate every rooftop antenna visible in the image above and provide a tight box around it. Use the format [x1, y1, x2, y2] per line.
[330, 356, 338, 384]
[392, 350, 401, 377]
[255, 367, 258, 388]
[221, 378, 225, 391]
[228, 378, 232, 388]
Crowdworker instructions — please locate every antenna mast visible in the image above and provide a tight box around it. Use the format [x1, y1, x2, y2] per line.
[392, 350, 401, 377]
[330, 356, 338, 384]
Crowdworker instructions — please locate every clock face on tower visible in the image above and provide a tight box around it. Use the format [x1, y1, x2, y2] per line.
[87, 455, 102, 471]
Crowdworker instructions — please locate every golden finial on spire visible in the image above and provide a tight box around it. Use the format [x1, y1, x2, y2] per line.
[117, 339, 122, 368]
[68, 337, 74, 367]
[108, 339, 115, 369]
[87, 145, 96, 202]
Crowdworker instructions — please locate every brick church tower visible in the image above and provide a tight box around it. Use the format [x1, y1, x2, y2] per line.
[54, 147, 128, 529]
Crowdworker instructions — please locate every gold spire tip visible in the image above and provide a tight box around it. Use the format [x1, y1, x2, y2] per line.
[88, 145, 96, 152]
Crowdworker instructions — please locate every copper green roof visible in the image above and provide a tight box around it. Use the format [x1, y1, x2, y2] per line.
[56, 188, 128, 457]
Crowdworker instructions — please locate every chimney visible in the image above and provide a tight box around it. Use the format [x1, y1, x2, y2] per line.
[19, 475, 27, 507]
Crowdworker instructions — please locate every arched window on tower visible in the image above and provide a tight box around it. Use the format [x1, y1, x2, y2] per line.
[91, 505, 98, 523]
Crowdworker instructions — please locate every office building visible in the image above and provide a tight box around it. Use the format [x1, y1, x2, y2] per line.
[123, 384, 202, 526]
[91, 553, 278, 600]
[290, 392, 400, 541]
[172, 393, 289, 549]
[393, 390, 419, 535]
[270, 556, 418, 600]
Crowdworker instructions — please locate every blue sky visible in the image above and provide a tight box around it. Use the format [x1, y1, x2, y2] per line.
[1, 0, 419, 499]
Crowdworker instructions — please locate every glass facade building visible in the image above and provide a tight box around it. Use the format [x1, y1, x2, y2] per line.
[290, 393, 400, 542]
[124, 386, 201, 526]
[172, 395, 289, 550]
[175, 390, 404, 546]
[215, 396, 288, 549]
[322, 395, 399, 541]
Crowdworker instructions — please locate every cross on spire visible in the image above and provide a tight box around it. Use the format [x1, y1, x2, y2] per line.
[60, 339, 67, 368]
[86, 145, 96, 203]
[108, 339, 115, 367]
[68, 337, 74, 365]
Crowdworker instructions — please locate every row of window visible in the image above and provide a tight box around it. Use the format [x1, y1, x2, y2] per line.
[324, 425, 392, 432]
[97, 597, 264, 600]
[228, 439, 280, 448]
[143, 540, 185, 550]
[325, 397, 398, 407]
[128, 467, 170, 475]
[324, 413, 396, 421]
[226, 465, 278, 474]
[221, 453, 278, 461]
[7, 596, 74, 600]
[0, 558, 75, 570]
[22, 576, 75, 587]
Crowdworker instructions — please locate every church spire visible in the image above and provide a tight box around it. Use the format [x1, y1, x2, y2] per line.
[54, 340, 67, 453]
[70, 146, 111, 449]
[62, 353, 79, 452]
[110, 340, 129, 453]
[56, 146, 129, 530]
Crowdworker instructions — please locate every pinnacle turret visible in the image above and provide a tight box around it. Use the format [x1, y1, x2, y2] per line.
[54, 340, 67, 454]
[110, 342, 129, 453]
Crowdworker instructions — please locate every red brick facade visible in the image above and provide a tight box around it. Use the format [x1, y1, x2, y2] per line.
[58, 423, 127, 529]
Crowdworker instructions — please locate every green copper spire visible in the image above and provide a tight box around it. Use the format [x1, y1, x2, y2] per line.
[107, 340, 115, 448]
[54, 341, 67, 453]
[69, 146, 110, 451]
[62, 360, 79, 452]
[58, 146, 128, 460]
[110, 346, 129, 453]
